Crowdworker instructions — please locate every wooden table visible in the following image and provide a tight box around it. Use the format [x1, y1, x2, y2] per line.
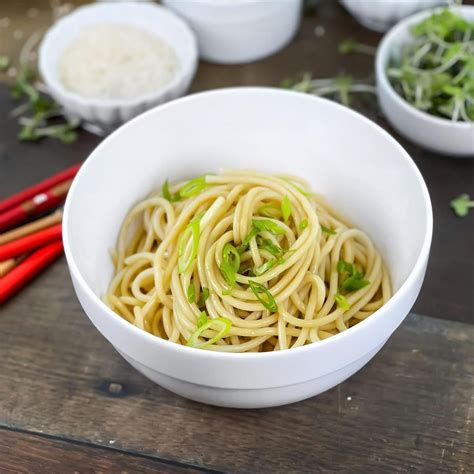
[0, 1, 473, 472]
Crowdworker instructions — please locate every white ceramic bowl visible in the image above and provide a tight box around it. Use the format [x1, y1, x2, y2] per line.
[39, 2, 198, 128]
[162, 0, 303, 64]
[63, 88, 432, 409]
[376, 5, 474, 157]
[341, 0, 444, 32]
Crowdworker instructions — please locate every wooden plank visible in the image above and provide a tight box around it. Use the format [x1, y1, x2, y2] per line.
[0, 427, 205, 473]
[0, 247, 471, 473]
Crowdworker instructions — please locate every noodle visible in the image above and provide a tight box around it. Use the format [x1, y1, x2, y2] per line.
[104, 170, 391, 352]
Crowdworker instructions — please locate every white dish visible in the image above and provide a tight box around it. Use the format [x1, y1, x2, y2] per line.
[341, 0, 445, 32]
[162, 0, 303, 64]
[39, 2, 197, 128]
[63, 88, 432, 408]
[376, 5, 474, 157]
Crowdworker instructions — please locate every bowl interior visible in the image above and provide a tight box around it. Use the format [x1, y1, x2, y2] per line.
[65, 88, 430, 308]
[40, 2, 196, 104]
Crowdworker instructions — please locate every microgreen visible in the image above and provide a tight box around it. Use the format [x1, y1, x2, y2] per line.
[280, 73, 376, 108]
[0, 55, 10, 70]
[387, 9, 474, 122]
[338, 39, 377, 56]
[10, 67, 79, 143]
[450, 194, 474, 217]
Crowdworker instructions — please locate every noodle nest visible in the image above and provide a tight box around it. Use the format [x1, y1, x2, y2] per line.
[104, 170, 391, 352]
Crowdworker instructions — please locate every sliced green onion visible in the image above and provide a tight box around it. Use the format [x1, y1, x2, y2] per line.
[248, 280, 278, 312]
[187, 283, 196, 304]
[256, 236, 283, 257]
[238, 226, 259, 254]
[335, 294, 350, 310]
[337, 260, 356, 276]
[220, 261, 237, 295]
[162, 179, 181, 202]
[281, 195, 292, 222]
[223, 243, 240, 272]
[337, 260, 369, 291]
[258, 204, 280, 218]
[187, 316, 232, 349]
[252, 219, 286, 235]
[197, 311, 208, 328]
[179, 175, 208, 198]
[178, 216, 201, 274]
[341, 275, 370, 292]
[284, 179, 312, 197]
[299, 219, 308, 230]
[254, 258, 279, 276]
[197, 287, 210, 307]
[220, 243, 241, 295]
[321, 225, 336, 235]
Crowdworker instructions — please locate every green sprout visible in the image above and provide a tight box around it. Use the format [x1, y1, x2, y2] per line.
[450, 194, 474, 217]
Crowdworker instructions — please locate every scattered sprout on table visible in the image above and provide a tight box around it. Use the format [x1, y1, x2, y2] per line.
[338, 39, 377, 56]
[0, 55, 10, 70]
[450, 194, 474, 217]
[281, 73, 376, 107]
[10, 67, 80, 144]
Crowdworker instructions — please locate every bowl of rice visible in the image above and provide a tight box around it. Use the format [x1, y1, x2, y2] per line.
[39, 2, 198, 128]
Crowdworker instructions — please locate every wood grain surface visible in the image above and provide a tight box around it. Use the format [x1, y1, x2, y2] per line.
[0, 253, 472, 472]
[0, 1, 473, 472]
[0, 428, 206, 473]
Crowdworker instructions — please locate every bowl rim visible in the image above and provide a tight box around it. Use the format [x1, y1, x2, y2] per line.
[38, 1, 198, 109]
[375, 4, 474, 131]
[63, 86, 433, 360]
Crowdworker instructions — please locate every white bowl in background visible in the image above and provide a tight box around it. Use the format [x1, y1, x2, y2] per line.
[341, 0, 445, 32]
[376, 5, 474, 157]
[39, 2, 198, 128]
[162, 0, 303, 64]
[63, 88, 432, 408]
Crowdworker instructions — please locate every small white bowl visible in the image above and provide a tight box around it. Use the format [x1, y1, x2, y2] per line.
[64, 88, 432, 408]
[376, 5, 474, 157]
[341, 0, 444, 32]
[162, 0, 303, 64]
[39, 2, 198, 128]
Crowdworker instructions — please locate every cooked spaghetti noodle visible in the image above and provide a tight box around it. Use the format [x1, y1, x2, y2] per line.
[104, 170, 391, 352]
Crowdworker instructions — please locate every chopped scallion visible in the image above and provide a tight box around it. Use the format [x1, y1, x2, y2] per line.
[252, 219, 286, 235]
[321, 225, 336, 235]
[197, 287, 210, 307]
[299, 219, 308, 230]
[281, 195, 292, 222]
[197, 311, 208, 328]
[187, 283, 196, 304]
[248, 280, 278, 312]
[179, 175, 208, 198]
[335, 294, 350, 310]
[187, 316, 232, 349]
[178, 216, 201, 274]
